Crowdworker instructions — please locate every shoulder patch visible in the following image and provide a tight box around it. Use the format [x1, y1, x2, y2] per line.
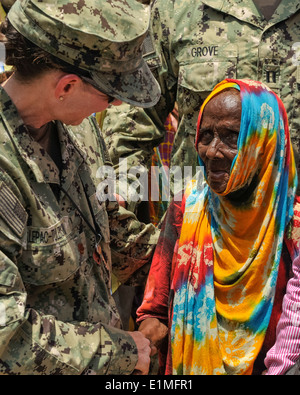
[0, 182, 28, 237]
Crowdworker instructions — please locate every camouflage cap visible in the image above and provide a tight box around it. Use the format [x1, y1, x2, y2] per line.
[7, 0, 161, 108]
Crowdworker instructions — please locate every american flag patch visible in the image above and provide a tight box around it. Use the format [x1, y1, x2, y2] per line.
[0, 182, 28, 238]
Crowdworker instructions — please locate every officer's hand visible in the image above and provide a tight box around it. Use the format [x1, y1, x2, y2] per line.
[128, 331, 151, 375]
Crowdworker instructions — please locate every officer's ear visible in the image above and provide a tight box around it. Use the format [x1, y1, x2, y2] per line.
[54, 74, 82, 102]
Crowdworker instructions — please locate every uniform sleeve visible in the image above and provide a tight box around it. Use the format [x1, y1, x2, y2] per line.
[0, 216, 138, 375]
[102, 0, 177, 212]
[136, 195, 184, 323]
[90, 116, 161, 286]
[108, 201, 159, 286]
[264, 254, 300, 375]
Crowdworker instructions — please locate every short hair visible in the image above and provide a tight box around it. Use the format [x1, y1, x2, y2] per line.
[0, 19, 90, 81]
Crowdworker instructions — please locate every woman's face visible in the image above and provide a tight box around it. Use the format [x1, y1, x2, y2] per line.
[197, 89, 241, 193]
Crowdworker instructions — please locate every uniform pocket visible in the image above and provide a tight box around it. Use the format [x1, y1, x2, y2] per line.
[21, 217, 88, 286]
[179, 60, 237, 93]
[177, 46, 237, 117]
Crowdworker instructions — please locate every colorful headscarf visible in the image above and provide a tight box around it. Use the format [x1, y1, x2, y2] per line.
[171, 79, 297, 375]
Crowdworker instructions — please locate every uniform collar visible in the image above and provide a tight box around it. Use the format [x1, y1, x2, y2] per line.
[202, 0, 299, 29]
[0, 86, 84, 186]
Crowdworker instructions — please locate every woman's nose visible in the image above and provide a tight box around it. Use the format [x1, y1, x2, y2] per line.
[205, 137, 223, 160]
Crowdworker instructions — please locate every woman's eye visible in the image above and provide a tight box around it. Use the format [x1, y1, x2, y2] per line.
[223, 131, 239, 147]
[199, 130, 213, 144]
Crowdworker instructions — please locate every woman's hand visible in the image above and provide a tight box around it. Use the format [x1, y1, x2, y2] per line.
[138, 318, 168, 355]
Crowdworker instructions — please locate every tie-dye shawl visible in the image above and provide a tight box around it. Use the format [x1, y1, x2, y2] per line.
[171, 79, 297, 375]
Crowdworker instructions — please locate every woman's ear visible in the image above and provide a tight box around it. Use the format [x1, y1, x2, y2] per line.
[54, 74, 82, 102]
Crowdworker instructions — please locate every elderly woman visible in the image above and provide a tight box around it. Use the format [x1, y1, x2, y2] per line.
[137, 79, 300, 375]
[0, 0, 161, 375]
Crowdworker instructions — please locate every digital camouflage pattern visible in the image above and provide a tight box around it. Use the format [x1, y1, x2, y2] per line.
[285, 358, 300, 375]
[8, 0, 161, 107]
[102, 0, 300, 206]
[0, 87, 158, 374]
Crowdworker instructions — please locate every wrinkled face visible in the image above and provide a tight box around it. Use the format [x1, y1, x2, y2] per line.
[197, 89, 242, 193]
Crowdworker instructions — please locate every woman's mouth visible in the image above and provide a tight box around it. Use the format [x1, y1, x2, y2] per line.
[208, 169, 228, 180]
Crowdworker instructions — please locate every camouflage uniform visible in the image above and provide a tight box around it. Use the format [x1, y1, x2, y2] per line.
[103, 0, 300, 205]
[285, 358, 300, 375]
[0, 90, 159, 374]
[0, 0, 159, 375]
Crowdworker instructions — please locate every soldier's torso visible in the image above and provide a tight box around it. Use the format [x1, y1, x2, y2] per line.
[0, 88, 120, 327]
